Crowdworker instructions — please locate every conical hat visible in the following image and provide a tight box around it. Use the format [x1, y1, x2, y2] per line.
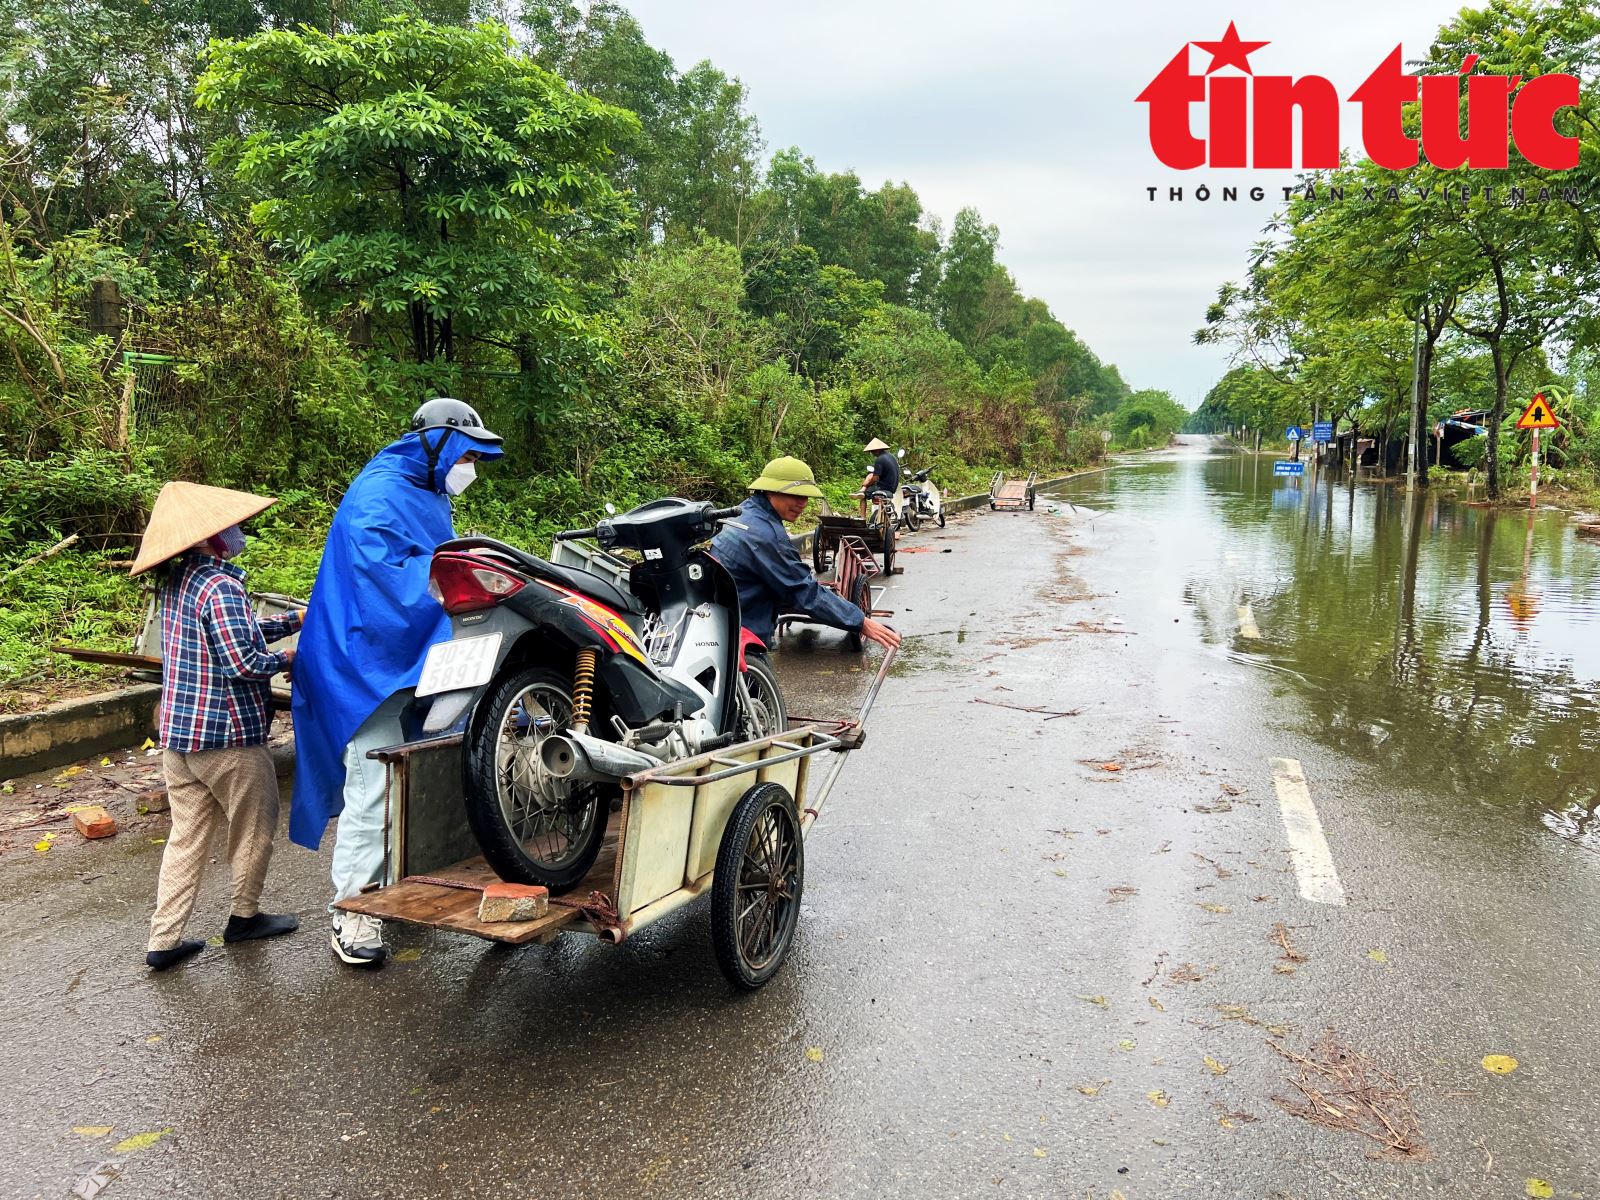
[863, 437, 890, 452]
[130, 482, 276, 576]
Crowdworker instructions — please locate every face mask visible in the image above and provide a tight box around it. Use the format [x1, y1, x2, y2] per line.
[214, 524, 247, 558]
[444, 461, 477, 496]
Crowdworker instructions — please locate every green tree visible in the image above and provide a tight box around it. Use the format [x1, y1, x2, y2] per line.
[1110, 389, 1187, 450]
[522, 2, 763, 245]
[197, 17, 637, 371]
[742, 244, 882, 376]
[758, 150, 940, 305]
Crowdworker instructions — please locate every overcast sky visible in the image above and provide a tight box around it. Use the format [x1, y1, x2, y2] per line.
[621, 0, 1467, 409]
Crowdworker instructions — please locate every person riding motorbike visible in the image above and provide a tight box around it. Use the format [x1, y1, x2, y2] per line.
[713, 456, 901, 651]
[857, 437, 901, 520]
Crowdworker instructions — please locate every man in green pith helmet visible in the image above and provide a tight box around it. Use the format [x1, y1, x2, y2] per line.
[711, 455, 901, 650]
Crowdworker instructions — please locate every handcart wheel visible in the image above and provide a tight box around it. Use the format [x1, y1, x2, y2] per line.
[812, 530, 831, 575]
[846, 574, 867, 651]
[712, 782, 804, 990]
[1028, 490, 1035, 511]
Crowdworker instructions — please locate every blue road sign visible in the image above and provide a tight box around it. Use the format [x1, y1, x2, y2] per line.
[1274, 461, 1306, 476]
[1312, 421, 1334, 442]
[1285, 426, 1303, 440]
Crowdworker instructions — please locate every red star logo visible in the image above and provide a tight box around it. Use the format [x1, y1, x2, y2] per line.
[1193, 22, 1269, 75]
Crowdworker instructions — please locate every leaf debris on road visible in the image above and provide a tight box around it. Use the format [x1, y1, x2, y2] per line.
[1269, 1031, 1428, 1161]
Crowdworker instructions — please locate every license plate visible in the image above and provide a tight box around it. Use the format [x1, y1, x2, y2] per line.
[415, 633, 503, 698]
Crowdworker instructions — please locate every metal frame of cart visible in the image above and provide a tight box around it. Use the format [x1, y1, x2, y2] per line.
[338, 649, 895, 989]
[989, 470, 1037, 512]
[776, 533, 889, 650]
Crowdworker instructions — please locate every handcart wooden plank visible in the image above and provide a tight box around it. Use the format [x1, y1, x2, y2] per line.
[778, 533, 888, 647]
[338, 827, 620, 944]
[54, 590, 304, 706]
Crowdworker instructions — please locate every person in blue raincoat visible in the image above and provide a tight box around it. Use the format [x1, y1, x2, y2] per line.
[290, 398, 503, 967]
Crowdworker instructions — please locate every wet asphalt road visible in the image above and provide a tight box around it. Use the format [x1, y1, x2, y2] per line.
[3, 439, 1598, 1199]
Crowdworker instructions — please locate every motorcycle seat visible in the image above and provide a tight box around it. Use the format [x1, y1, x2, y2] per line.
[440, 537, 646, 617]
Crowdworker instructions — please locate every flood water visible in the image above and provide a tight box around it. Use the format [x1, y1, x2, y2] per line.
[1049, 437, 1600, 852]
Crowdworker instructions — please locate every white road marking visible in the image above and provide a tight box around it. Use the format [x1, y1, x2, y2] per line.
[1270, 757, 1345, 906]
[1237, 604, 1261, 639]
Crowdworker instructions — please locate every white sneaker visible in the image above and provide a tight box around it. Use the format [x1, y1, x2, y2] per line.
[331, 912, 387, 967]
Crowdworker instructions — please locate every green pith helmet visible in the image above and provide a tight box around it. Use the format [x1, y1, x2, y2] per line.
[749, 455, 824, 499]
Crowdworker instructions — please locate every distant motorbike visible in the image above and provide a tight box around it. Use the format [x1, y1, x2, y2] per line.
[415, 499, 787, 893]
[893, 481, 919, 532]
[904, 468, 944, 528]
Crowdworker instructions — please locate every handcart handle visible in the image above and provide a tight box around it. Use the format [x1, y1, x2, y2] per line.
[802, 644, 897, 832]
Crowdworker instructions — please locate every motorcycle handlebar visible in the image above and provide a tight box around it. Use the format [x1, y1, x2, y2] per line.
[554, 502, 739, 545]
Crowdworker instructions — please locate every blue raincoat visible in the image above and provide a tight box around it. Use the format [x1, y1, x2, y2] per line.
[288, 430, 501, 849]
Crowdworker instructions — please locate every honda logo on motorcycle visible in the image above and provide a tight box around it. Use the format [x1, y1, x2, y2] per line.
[1135, 22, 1580, 171]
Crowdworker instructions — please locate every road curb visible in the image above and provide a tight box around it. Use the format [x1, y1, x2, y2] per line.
[0, 684, 161, 779]
[792, 466, 1098, 546]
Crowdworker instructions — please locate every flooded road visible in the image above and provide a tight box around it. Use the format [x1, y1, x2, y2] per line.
[1049, 441, 1600, 853]
[3, 435, 1598, 1198]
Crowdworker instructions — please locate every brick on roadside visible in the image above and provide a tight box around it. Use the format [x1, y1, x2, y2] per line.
[477, 882, 549, 923]
[71, 806, 117, 839]
[137, 787, 169, 813]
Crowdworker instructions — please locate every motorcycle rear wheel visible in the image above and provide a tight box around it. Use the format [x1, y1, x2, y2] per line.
[464, 665, 610, 894]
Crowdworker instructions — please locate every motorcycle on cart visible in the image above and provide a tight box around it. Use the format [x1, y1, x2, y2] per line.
[336, 497, 895, 989]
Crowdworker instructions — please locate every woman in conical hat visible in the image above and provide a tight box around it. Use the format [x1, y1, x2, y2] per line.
[135, 482, 303, 970]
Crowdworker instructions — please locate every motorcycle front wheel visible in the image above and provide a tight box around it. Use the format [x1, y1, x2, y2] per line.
[736, 652, 789, 742]
[464, 665, 610, 893]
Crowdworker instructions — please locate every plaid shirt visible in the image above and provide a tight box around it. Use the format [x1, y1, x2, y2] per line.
[158, 555, 301, 753]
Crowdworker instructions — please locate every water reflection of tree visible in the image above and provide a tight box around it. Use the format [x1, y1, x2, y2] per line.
[1202, 461, 1600, 845]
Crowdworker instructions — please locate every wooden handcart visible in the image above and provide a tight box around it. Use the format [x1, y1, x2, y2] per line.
[338, 650, 896, 990]
[811, 498, 896, 576]
[989, 470, 1038, 512]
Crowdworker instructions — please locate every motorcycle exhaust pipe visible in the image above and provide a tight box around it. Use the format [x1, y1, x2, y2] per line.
[540, 730, 661, 784]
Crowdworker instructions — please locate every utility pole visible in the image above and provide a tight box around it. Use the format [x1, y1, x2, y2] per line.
[1406, 313, 1421, 491]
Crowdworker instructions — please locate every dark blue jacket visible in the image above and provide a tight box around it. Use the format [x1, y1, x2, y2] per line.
[712, 494, 864, 646]
[868, 451, 900, 495]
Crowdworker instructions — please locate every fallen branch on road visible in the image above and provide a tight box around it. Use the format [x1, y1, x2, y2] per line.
[1271, 921, 1308, 964]
[972, 697, 1082, 720]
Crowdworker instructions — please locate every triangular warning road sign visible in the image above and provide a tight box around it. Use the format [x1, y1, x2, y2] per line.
[1516, 393, 1561, 430]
